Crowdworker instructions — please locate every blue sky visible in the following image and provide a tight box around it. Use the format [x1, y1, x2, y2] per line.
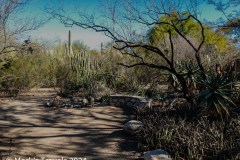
[20, 0, 236, 49]
[22, 0, 109, 49]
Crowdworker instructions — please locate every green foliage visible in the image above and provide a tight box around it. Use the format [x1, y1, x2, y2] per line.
[144, 87, 159, 98]
[0, 38, 141, 97]
[135, 86, 162, 99]
[148, 11, 230, 53]
[196, 72, 236, 118]
[167, 61, 200, 92]
[99, 94, 110, 102]
[178, 61, 200, 89]
[166, 60, 239, 119]
[148, 12, 198, 41]
[0, 54, 37, 94]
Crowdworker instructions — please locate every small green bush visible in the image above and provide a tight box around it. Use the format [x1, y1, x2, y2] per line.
[98, 94, 110, 102]
[134, 85, 164, 101]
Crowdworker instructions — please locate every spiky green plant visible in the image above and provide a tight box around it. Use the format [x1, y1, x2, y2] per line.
[167, 61, 200, 93]
[197, 73, 236, 118]
[178, 61, 200, 89]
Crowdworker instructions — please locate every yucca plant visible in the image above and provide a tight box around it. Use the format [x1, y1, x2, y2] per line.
[196, 72, 236, 119]
[168, 61, 200, 93]
[167, 73, 180, 92]
[178, 61, 200, 90]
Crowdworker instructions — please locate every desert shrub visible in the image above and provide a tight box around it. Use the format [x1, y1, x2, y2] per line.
[0, 49, 63, 95]
[165, 59, 238, 118]
[100, 73, 127, 91]
[93, 72, 142, 93]
[136, 107, 240, 160]
[0, 54, 37, 96]
[98, 94, 110, 102]
[134, 61, 240, 159]
[81, 73, 103, 97]
[196, 70, 238, 119]
[0, 75, 28, 96]
[144, 87, 159, 98]
[58, 71, 114, 98]
[134, 85, 163, 99]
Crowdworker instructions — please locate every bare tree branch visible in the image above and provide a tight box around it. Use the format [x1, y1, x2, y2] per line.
[46, 0, 211, 106]
[0, 0, 45, 56]
[118, 62, 172, 72]
[168, 30, 174, 65]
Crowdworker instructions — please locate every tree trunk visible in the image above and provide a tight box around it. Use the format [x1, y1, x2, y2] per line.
[174, 72, 194, 107]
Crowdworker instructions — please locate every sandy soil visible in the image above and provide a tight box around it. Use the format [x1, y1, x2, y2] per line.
[0, 90, 141, 160]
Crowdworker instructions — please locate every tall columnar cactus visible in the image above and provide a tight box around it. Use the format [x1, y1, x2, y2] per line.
[63, 30, 101, 83]
[68, 30, 71, 55]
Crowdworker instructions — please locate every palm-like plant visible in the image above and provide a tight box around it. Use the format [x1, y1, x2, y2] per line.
[197, 72, 236, 118]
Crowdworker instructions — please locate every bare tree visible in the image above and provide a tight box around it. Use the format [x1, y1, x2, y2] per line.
[206, 0, 240, 44]
[0, 0, 44, 56]
[46, 0, 207, 106]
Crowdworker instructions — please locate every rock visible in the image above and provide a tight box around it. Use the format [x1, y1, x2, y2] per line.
[88, 96, 95, 107]
[112, 99, 118, 103]
[110, 102, 115, 106]
[127, 102, 133, 107]
[0, 115, 4, 119]
[75, 104, 81, 108]
[82, 98, 88, 107]
[52, 96, 62, 107]
[120, 99, 125, 104]
[133, 102, 139, 107]
[126, 97, 131, 102]
[45, 101, 52, 107]
[139, 98, 152, 107]
[144, 149, 172, 160]
[131, 98, 137, 103]
[116, 102, 121, 107]
[123, 120, 144, 135]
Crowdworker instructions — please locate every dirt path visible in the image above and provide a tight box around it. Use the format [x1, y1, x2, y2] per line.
[0, 94, 140, 160]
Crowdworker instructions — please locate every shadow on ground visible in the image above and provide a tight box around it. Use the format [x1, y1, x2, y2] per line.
[0, 94, 141, 160]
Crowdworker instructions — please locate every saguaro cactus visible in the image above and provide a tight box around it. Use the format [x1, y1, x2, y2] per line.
[68, 30, 71, 55]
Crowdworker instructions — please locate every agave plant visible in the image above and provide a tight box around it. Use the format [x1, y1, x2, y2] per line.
[196, 72, 236, 118]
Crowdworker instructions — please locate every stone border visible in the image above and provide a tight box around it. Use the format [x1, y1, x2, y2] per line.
[110, 95, 151, 108]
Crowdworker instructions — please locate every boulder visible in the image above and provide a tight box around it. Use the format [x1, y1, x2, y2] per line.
[123, 120, 144, 135]
[139, 98, 152, 107]
[116, 102, 121, 107]
[144, 149, 172, 160]
[45, 101, 52, 107]
[127, 102, 133, 107]
[111, 99, 118, 103]
[131, 98, 137, 103]
[82, 98, 88, 107]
